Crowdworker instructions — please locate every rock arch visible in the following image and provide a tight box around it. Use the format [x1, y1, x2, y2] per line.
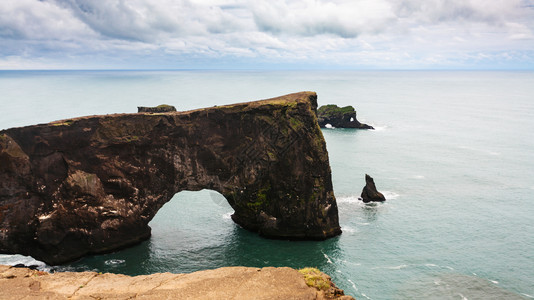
[0, 92, 341, 265]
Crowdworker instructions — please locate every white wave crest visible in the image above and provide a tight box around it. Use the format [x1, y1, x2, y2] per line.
[458, 293, 468, 300]
[424, 264, 455, 271]
[348, 279, 358, 291]
[0, 254, 46, 269]
[458, 145, 500, 156]
[222, 212, 233, 220]
[387, 264, 408, 270]
[373, 264, 408, 270]
[104, 259, 125, 266]
[323, 252, 333, 264]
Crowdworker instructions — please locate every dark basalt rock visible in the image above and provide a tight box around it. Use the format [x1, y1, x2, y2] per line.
[361, 174, 386, 203]
[138, 104, 177, 113]
[0, 92, 341, 265]
[317, 104, 374, 129]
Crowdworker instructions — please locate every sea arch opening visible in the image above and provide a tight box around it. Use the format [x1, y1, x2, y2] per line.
[145, 189, 237, 272]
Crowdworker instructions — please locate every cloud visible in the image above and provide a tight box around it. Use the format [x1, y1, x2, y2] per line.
[250, 0, 396, 38]
[393, 0, 520, 24]
[0, 0, 533, 69]
[0, 0, 92, 40]
[250, 0, 533, 38]
[52, 0, 251, 42]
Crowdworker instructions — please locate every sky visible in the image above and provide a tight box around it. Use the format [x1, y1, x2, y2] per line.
[1, 0, 534, 70]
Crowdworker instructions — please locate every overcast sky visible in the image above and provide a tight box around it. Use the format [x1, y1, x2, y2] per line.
[1, 0, 533, 69]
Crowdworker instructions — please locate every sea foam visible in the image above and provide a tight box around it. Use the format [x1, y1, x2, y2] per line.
[382, 191, 399, 200]
[342, 226, 357, 233]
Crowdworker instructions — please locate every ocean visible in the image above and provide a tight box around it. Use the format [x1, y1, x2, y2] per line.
[1, 70, 533, 299]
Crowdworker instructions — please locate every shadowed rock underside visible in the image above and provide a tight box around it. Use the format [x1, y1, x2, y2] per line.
[0, 92, 341, 265]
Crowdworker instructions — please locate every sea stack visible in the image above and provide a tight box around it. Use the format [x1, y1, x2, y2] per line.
[317, 104, 374, 129]
[361, 174, 386, 203]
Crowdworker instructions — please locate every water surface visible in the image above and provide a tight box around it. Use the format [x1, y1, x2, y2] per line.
[1, 70, 533, 299]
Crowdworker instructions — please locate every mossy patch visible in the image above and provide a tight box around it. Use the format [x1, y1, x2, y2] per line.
[298, 268, 331, 291]
[123, 135, 140, 142]
[256, 188, 268, 203]
[52, 119, 74, 126]
[246, 201, 263, 209]
[289, 116, 304, 129]
[310, 185, 325, 203]
[246, 185, 270, 210]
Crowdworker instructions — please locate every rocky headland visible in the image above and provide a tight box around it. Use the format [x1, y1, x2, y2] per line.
[0, 265, 354, 299]
[0, 92, 341, 265]
[317, 105, 373, 129]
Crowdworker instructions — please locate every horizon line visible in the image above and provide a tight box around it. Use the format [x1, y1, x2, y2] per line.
[1, 68, 533, 72]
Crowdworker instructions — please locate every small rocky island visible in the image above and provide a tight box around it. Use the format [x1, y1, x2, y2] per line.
[361, 174, 386, 203]
[0, 92, 341, 265]
[317, 104, 374, 129]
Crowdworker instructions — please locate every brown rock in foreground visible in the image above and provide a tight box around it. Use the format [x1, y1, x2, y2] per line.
[0, 92, 341, 265]
[0, 265, 354, 300]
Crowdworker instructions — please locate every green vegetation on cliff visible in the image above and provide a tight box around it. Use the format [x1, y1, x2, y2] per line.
[317, 104, 356, 119]
[298, 267, 331, 291]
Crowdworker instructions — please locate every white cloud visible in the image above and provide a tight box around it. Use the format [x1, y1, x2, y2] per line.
[0, 0, 533, 69]
[53, 0, 252, 41]
[250, 0, 396, 37]
[0, 0, 93, 40]
[506, 22, 534, 40]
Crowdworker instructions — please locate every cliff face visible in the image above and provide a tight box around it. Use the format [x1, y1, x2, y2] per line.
[0, 92, 341, 265]
[0, 265, 354, 299]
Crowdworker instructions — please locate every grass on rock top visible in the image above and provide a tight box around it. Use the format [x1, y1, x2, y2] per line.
[317, 105, 355, 118]
[298, 267, 331, 291]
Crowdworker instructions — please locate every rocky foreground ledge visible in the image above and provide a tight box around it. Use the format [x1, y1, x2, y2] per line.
[0, 265, 353, 300]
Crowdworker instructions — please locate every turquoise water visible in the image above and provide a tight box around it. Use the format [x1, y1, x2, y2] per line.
[1, 70, 533, 299]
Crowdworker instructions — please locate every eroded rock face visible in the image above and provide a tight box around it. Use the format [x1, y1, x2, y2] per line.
[0, 92, 341, 265]
[317, 104, 374, 129]
[361, 174, 386, 203]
